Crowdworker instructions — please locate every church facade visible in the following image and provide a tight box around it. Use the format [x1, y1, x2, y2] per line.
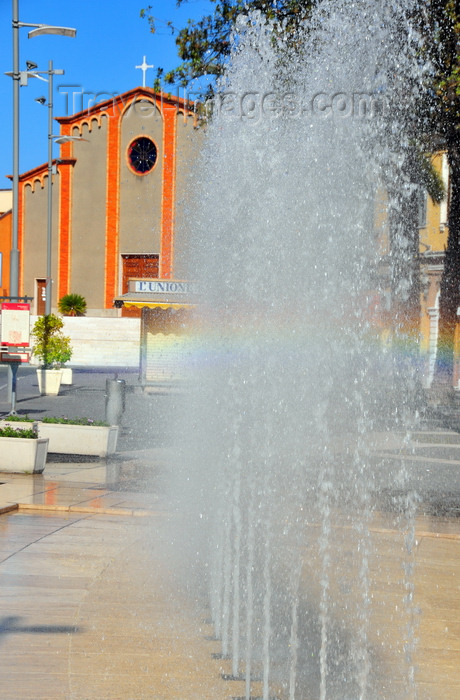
[13, 86, 199, 317]
[0, 88, 456, 387]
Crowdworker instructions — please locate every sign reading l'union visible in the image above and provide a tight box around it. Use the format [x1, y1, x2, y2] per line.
[134, 280, 189, 294]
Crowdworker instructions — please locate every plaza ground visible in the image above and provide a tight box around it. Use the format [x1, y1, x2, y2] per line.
[0, 366, 459, 699]
[0, 366, 236, 699]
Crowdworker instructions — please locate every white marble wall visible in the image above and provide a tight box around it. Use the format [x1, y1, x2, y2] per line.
[28, 316, 141, 368]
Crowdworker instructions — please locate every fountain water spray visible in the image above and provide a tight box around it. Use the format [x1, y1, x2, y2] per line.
[175, 1, 431, 697]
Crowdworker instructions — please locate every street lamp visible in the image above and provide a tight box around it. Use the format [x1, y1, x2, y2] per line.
[28, 25, 77, 39]
[9, 0, 76, 302]
[33, 61, 85, 316]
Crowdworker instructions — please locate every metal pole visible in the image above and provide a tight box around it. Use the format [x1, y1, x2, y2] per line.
[7, 365, 13, 404]
[10, 0, 20, 300]
[9, 362, 19, 415]
[45, 60, 53, 316]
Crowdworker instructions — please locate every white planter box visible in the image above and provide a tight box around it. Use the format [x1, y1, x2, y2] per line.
[0, 437, 48, 474]
[36, 369, 63, 396]
[60, 367, 73, 385]
[37, 423, 119, 457]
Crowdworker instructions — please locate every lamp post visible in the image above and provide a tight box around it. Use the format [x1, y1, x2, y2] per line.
[4, 1, 76, 413]
[34, 64, 85, 316]
[10, 0, 76, 301]
[45, 61, 62, 316]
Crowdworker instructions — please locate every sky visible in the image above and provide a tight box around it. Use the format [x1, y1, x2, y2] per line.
[0, 0, 214, 187]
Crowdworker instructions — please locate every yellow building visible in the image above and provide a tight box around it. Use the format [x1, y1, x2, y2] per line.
[419, 151, 450, 387]
[372, 151, 451, 389]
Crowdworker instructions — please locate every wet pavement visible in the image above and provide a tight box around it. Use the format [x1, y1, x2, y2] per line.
[0, 368, 459, 698]
[0, 507, 237, 700]
[0, 367, 239, 699]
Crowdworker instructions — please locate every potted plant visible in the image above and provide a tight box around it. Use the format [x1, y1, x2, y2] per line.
[31, 314, 72, 395]
[37, 416, 119, 457]
[0, 414, 36, 430]
[0, 424, 48, 474]
[0, 415, 118, 458]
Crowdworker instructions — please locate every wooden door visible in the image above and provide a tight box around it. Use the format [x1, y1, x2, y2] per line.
[36, 279, 46, 315]
[121, 255, 159, 317]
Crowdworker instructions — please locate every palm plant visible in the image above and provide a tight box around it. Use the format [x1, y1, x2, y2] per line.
[58, 294, 87, 317]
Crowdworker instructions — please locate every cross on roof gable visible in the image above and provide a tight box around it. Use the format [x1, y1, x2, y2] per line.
[55, 86, 195, 126]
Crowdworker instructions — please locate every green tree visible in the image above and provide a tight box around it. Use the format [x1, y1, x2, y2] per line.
[141, 1, 314, 90]
[31, 315, 72, 368]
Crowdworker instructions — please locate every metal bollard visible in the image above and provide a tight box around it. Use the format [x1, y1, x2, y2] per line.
[105, 378, 126, 425]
